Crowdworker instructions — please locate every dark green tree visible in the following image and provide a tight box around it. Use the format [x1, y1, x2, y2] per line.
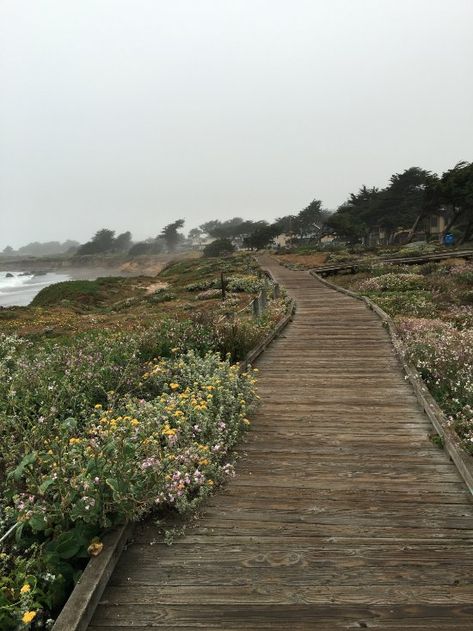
[243, 224, 280, 250]
[160, 220, 185, 252]
[114, 231, 132, 252]
[203, 238, 235, 257]
[376, 168, 432, 241]
[297, 199, 324, 240]
[439, 161, 473, 243]
[77, 229, 116, 255]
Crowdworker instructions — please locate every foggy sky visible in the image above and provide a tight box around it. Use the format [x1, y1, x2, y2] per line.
[1, 0, 472, 249]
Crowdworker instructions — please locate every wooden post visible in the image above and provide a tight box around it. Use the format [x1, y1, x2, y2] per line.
[252, 298, 260, 319]
[220, 272, 226, 301]
[273, 283, 280, 299]
[260, 291, 267, 312]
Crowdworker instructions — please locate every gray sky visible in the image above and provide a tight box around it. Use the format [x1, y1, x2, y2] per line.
[1, 0, 472, 249]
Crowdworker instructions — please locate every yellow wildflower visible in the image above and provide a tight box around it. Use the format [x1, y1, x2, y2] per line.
[20, 584, 31, 594]
[22, 611, 37, 624]
[169, 383, 180, 390]
[69, 437, 81, 445]
[243, 418, 251, 426]
[130, 419, 139, 427]
[94, 404, 102, 409]
[88, 540, 104, 557]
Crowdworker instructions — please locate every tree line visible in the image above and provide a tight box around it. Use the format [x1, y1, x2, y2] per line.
[2, 240, 80, 257]
[71, 200, 327, 258]
[4, 159, 471, 258]
[326, 161, 473, 245]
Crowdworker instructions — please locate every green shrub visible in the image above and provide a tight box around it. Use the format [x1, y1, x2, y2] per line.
[371, 291, 437, 318]
[357, 273, 426, 292]
[147, 290, 176, 304]
[0, 330, 257, 628]
[226, 275, 265, 294]
[31, 278, 123, 307]
[203, 239, 235, 257]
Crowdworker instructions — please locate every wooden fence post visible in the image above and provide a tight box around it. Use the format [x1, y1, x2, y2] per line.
[221, 272, 226, 301]
[252, 298, 260, 318]
[260, 291, 267, 312]
[273, 283, 280, 299]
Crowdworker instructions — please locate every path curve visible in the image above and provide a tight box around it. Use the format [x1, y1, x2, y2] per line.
[89, 257, 473, 630]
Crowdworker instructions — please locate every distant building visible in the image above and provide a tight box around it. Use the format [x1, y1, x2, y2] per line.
[366, 213, 448, 246]
[273, 233, 293, 248]
[189, 235, 215, 250]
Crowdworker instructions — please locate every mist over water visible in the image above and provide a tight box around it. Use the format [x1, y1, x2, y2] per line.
[0, 271, 71, 307]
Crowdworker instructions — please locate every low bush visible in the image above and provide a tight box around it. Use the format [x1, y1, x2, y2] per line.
[196, 288, 222, 300]
[0, 331, 257, 628]
[371, 291, 437, 318]
[203, 239, 235, 258]
[226, 275, 265, 294]
[357, 273, 425, 292]
[398, 317, 473, 453]
[147, 291, 176, 304]
[31, 278, 124, 308]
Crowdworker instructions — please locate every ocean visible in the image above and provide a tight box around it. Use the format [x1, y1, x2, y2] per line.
[0, 270, 71, 307]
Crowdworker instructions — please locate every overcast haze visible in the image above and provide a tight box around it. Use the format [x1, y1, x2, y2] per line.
[1, 0, 472, 249]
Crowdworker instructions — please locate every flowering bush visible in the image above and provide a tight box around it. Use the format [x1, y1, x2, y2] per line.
[357, 273, 425, 292]
[226, 275, 265, 294]
[196, 288, 222, 300]
[368, 263, 412, 277]
[444, 305, 473, 329]
[189, 274, 265, 295]
[185, 279, 215, 292]
[0, 341, 256, 628]
[5, 351, 256, 531]
[398, 317, 473, 452]
[372, 291, 438, 318]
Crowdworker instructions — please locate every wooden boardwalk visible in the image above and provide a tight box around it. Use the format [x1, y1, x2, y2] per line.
[89, 259, 473, 630]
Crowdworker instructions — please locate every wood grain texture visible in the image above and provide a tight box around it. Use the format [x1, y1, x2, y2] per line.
[89, 255, 473, 629]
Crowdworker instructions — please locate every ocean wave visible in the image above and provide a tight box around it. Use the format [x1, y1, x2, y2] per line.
[0, 271, 70, 306]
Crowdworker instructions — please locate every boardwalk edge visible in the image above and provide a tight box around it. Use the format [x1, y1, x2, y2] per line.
[52, 522, 133, 631]
[52, 287, 295, 631]
[310, 269, 473, 497]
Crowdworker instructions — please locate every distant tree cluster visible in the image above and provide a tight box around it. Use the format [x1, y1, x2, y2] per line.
[128, 219, 186, 255]
[196, 203, 328, 251]
[1, 240, 79, 257]
[274, 199, 329, 243]
[75, 220, 187, 257]
[199, 218, 279, 250]
[77, 229, 132, 255]
[326, 161, 473, 244]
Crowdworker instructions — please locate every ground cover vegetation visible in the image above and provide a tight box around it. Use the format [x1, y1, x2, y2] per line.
[0, 254, 287, 629]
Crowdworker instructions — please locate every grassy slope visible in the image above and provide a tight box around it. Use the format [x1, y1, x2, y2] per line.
[0, 254, 261, 338]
